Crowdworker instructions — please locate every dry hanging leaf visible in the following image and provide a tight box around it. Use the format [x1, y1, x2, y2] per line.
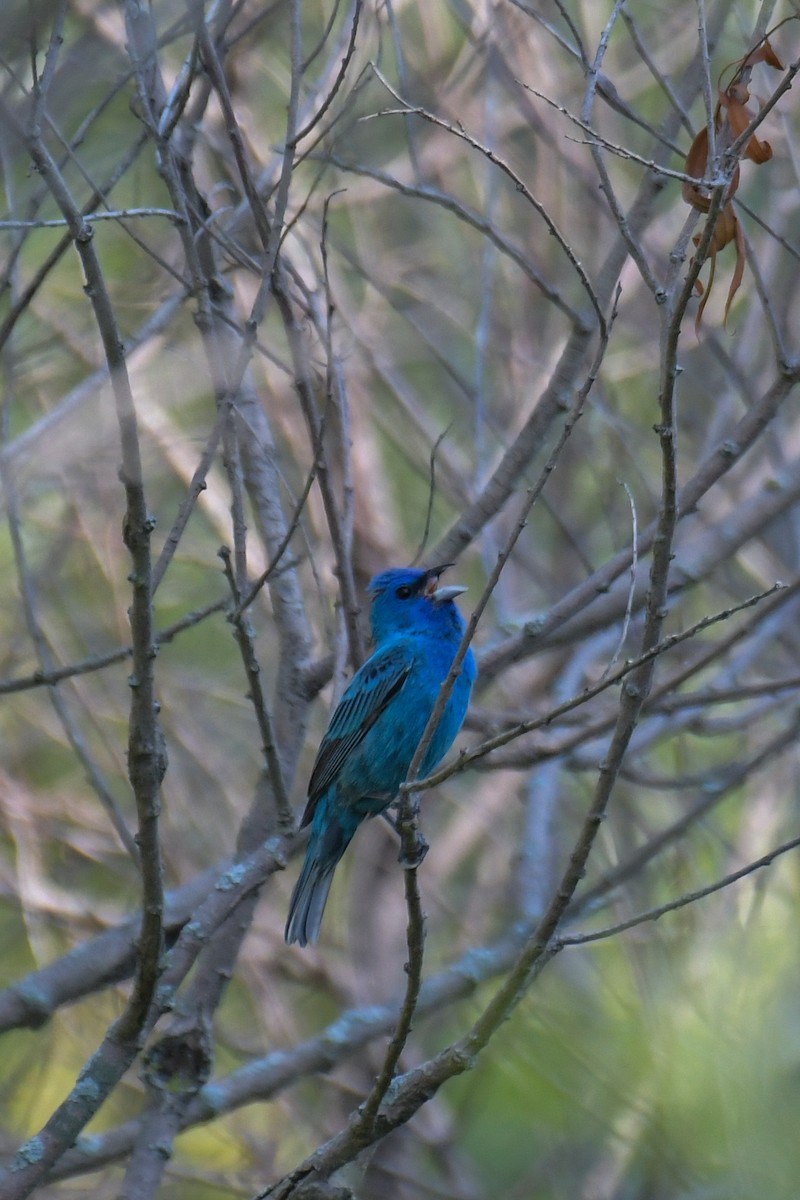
[692, 203, 746, 333]
[683, 122, 742, 212]
[742, 36, 784, 71]
[683, 126, 710, 210]
[682, 28, 787, 330]
[718, 85, 773, 163]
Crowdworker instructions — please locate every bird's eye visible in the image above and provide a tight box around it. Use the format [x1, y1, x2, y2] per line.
[396, 585, 412, 599]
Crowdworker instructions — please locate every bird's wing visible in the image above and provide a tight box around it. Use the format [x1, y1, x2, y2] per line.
[301, 643, 412, 825]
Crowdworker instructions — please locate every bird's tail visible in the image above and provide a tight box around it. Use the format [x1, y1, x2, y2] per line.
[285, 814, 355, 946]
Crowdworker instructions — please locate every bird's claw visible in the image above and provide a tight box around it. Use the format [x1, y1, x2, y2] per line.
[398, 832, 429, 870]
[380, 808, 400, 834]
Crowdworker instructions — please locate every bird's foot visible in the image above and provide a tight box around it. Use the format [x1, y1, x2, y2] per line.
[380, 808, 400, 835]
[398, 830, 428, 870]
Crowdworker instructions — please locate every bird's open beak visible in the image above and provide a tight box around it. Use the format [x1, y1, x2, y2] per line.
[423, 563, 466, 603]
[431, 584, 467, 602]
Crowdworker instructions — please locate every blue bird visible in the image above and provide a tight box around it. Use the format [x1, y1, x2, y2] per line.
[285, 564, 476, 946]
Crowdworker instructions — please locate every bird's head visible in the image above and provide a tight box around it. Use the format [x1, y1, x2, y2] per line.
[367, 564, 467, 643]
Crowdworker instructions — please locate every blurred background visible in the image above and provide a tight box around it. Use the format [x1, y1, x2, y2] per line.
[1, 0, 800, 1196]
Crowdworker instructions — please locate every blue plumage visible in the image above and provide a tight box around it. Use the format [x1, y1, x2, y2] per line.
[285, 564, 476, 946]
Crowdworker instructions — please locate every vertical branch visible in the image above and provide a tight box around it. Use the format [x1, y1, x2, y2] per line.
[351, 863, 426, 1136]
[32, 204, 162, 976]
[0, 102, 165, 1200]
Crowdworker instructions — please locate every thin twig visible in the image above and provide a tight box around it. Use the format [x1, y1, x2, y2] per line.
[366, 63, 607, 336]
[353, 862, 426, 1135]
[219, 547, 292, 831]
[562, 829, 800, 947]
[600, 479, 638, 679]
[0, 208, 183, 228]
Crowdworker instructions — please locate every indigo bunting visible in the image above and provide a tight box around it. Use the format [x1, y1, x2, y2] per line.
[285, 564, 476, 946]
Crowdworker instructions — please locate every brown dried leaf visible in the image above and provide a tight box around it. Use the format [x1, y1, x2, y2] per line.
[725, 81, 751, 106]
[718, 88, 773, 163]
[692, 203, 738, 255]
[691, 204, 744, 333]
[694, 256, 715, 334]
[719, 88, 751, 136]
[743, 37, 784, 70]
[681, 23, 790, 333]
[683, 127, 711, 211]
[745, 133, 773, 164]
[723, 207, 747, 326]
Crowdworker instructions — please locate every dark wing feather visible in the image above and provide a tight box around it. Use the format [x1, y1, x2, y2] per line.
[301, 643, 412, 825]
